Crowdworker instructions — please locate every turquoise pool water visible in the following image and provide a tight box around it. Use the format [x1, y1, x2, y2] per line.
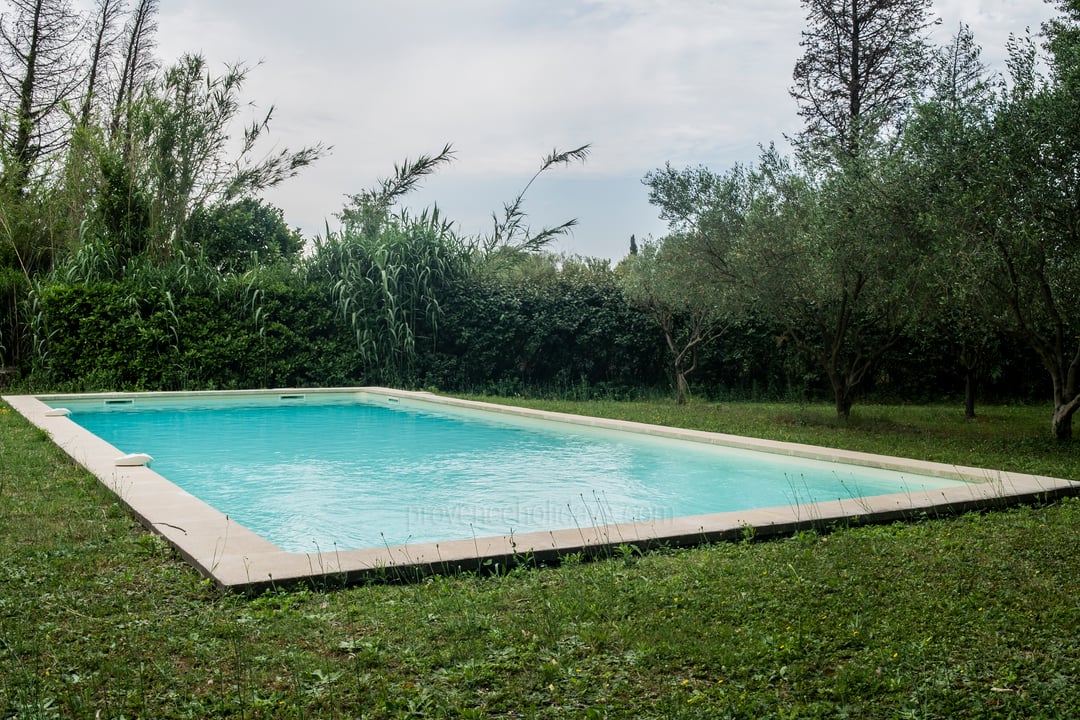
[63, 395, 971, 552]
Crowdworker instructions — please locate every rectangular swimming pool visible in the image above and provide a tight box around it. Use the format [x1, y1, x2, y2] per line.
[6, 388, 1075, 589]
[59, 392, 972, 552]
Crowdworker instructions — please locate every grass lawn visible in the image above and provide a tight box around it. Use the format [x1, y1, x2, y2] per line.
[1, 396, 1078, 718]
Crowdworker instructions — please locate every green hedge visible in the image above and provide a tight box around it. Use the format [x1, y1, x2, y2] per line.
[422, 274, 668, 396]
[34, 273, 361, 391]
[20, 262, 1054, 403]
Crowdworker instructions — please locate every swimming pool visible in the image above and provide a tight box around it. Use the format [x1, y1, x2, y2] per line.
[59, 392, 971, 553]
[6, 388, 1075, 589]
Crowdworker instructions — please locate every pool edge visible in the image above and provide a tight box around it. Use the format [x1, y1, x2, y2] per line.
[6, 387, 1079, 591]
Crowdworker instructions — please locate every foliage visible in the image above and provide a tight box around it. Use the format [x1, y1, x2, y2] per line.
[640, 163, 774, 404]
[975, 21, 1080, 439]
[689, 310, 813, 402]
[484, 144, 591, 257]
[0, 0, 85, 194]
[633, 4, 1080, 428]
[338, 143, 455, 239]
[432, 256, 667, 396]
[26, 244, 673, 397]
[0, 182, 51, 276]
[619, 237, 738, 405]
[318, 146, 473, 384]
[898, 24, 998, 417]
[3, 0, 1080, 440]
[308, 208, 470, 386]
[185, 196, 303, 272]
[0, 263, 26, 368]
[899, 10, 1080, 438]
[128, 53, 327, 257]
[91, 139, 153, 264]
[646, 147, 932, 418]
[644, 161, 755, 244]
[318, 143, 595, 389]
[32, 255, 358, 391]
[757, 151, 933, 418]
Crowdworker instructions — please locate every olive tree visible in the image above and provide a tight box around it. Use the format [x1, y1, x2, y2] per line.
[752, 149, 934, 418]
[962, 18, 1080, 439]
[779, 0, 943, 415]
[630, 164, 755, 405]
[897, 4, 1080, 439]
[898, 24, 1000, 418]
[619, 236, 738, 405]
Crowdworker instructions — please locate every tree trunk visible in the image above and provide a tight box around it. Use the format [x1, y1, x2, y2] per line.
[834, 391, 852, 420]
[964, 368, 977, 419]
[675, 371, 689, 406]
[1046, 343, 1079, 440]
[1051, 399, 1078, 441]
[8, 1, 44, 195]
[665, 326, 700, 407]
[827, 367, 853, 420]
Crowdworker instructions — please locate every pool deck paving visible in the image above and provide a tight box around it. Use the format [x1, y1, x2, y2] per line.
[5, 387, 1078, 591]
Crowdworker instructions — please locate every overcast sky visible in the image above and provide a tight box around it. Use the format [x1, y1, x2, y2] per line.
[152, 0, 1058, 261]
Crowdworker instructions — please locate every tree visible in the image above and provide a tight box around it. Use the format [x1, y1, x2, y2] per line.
[186, 196, 303, 272]
[780, 0, 942, 417]
[109, 0, 157, 141]
[686, 146, 930, 419]
[91, 139, 150, 263]
[0, 0, 158, 274]
[644, 161, 757, 279]
[640, 162, 764, 405]
[900, 5, 1080, 439]
[790, 0, 938, 160]
[79, 0, 125, 127]
[619, 236, 738, 406]
[129, 53, 327, 257]
[646, 150, 940, 419]
[899, 24, 998, 419]
[0, 0, 85, 194]
[66, 0, 129, 266]
[957, 14, 1080, 439]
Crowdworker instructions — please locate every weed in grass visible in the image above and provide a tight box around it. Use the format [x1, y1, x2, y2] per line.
[739, 522, 756, 544]
[3, 399, 1080, 717]
[613, 543, 642, 564]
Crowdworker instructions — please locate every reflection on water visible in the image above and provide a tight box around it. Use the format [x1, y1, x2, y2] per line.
[69, 399, 969, 552]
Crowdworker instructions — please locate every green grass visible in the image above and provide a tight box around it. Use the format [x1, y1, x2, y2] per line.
[467, 396, 1079, 479]
[1, 397, 1078, 718]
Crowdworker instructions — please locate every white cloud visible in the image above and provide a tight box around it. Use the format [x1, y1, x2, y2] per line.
[105, 1, 1065, 259]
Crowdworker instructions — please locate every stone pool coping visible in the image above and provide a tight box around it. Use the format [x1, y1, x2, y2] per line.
[5, 387, 1078, 591]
